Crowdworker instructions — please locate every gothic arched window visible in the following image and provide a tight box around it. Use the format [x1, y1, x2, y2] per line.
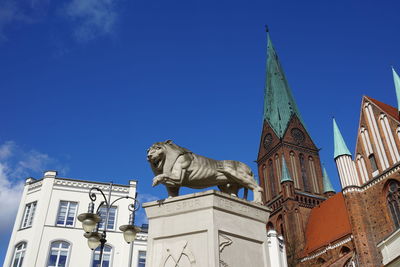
[369, 154, 379, 176]
[275, 154, 281, 192]
[277, 215, 284, 239]
[289, 151, 300, 188]
[299, 154, 310, 192]
[268, 159, 276, 198]
[266, 222, 274, 231]
[339, 246, 351, 257]
[308, 156, 319, 193]
[262, 165, 271, 201]
[387, 180, 400, 228]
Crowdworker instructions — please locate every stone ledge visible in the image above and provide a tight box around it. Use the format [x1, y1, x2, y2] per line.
[143, 190, 270, 223]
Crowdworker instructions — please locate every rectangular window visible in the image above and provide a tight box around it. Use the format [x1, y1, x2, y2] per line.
[138, 251, 146, 267]
[98, 206, 117, 230]
[56, 201, 78, 227]
[20, 202, 37, 229]
[92, 245, 112, 267]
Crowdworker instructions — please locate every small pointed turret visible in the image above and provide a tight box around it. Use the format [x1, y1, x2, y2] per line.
[263, 32, 304, 138]
[280, 155, 294, 199]
[280, 155, 292, 183]
[333, 118, 351, 159]
[392, 67, 400, 113]
[322, 167, 335, 198]
[333, 118, 360, 188]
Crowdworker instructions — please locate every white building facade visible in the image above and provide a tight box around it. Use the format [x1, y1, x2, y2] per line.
[3, 171, 147, 267]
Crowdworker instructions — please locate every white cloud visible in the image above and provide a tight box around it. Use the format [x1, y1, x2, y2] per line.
[0, 0, 49, 42]
[0, 0, 28, 41]
[64, 0, 118, 42]
[0, 141, 14, 160]
[0, 141, 65, 237]
[0, 0, 119, 43]
[0, 162, 24, 239]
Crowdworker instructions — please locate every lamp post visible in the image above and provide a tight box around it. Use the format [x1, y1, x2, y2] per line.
[78, 182, 141, 267]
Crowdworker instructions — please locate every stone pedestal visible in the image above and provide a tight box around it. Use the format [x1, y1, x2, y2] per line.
[143, 190, 271, 267]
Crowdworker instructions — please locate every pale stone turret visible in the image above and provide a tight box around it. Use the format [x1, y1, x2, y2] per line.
[392, 67, 400, 114]
[333, 118, 360, 188]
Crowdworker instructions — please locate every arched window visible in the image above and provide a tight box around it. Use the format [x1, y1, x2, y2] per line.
[268, 160, 276, 198]
[262, 165, 271, 201]
[369, 154, 379, 176]
[387, 181, 400, 228]
[275, 154, 281, 192]
[277, 215, 284, 239]
[343, 253, 359, 267]
[11, 242, 26, 267]
[289, 151, 299, 188]
[360, 127, 373, 156]
[379, 114, 400, 163]
[397, 127, 400, 143]
[92, 244, 112, 267]
[47, 241, 70, 267]
[340, 246, 351, 256]
[364, 102, 389, 170]
[299, 154, 310, 192]
[308, 156, 319, 193]
[266, 222, 274, 231]
[356, 154, 369, 184]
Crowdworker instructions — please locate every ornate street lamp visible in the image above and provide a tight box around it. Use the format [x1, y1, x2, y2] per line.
[78, 182, 141, 267]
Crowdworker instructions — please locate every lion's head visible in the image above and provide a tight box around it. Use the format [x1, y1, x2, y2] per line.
[147, 140, 191, 175]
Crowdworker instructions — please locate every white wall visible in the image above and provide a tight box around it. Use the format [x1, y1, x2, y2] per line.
[3, 171, 147, 267]
[378, 228, 400, 266]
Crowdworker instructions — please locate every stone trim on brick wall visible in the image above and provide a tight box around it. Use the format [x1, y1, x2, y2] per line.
[300, 235, 353, 262]
[343, 164, 400, 194]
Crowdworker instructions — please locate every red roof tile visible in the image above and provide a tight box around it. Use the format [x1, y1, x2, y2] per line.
[302, 193, 352, 255]
[366, 96, 400, 122]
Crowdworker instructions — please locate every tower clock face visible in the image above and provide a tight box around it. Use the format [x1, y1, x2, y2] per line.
[291, 128, 305, 144]
[263, 133, 273, 149]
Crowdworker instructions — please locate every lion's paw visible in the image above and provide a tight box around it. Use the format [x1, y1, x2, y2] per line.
[152, 176, 164, 187]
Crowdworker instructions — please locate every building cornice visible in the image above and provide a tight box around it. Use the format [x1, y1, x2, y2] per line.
[343, 163, 400, 194]
[28, 180, 43, 191]
[27, 177, 132, 193]
[54, 179, 130, 193]
[300, 235, 353, 262]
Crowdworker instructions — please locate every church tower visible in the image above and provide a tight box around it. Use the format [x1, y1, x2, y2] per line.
[257, 31, 332, 262]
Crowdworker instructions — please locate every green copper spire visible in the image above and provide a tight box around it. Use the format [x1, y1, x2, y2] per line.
[264, 32, 304, 138]
[333, 118, 351, 159]
[392, 67, 400, 112]
[280, 155, 292, 183]
[322, 166, 335, 193]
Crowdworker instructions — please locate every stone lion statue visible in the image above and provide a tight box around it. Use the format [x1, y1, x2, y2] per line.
[147, 140, 263, 204]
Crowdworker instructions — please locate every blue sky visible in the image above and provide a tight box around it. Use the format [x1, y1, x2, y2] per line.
[1, 0, 400, 263]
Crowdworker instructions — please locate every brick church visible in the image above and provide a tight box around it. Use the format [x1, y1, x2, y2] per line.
[257, 32, 400, 267]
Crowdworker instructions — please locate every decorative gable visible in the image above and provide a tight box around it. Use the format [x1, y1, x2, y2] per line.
[283, 114, 318, 153]
[257, 119, 281, 162]
[354, 96, 400, 185]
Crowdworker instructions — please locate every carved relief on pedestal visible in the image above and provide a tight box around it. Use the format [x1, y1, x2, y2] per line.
[160, 240, 196, 267]
[219, 234, 233, 267]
